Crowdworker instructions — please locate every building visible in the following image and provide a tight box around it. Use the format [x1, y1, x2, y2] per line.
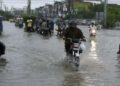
[54, 1, 67, 17]
[23, 6, 27, 14]
[11, 7, 27, 16]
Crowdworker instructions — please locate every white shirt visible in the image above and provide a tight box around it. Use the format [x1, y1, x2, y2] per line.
[89, 25, 97, 30]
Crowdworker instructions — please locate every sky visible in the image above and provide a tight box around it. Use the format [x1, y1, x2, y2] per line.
[3, 0, 63, 10]
[2, 0, 120, 10]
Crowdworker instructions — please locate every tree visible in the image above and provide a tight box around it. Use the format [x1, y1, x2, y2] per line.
[106, 6, 120, 27]
[100, 6, 120, 27]
[0, 10, 13, 20]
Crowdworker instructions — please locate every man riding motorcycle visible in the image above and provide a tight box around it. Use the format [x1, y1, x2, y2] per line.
[41, 19, 50, 35]
[89, 22, 97, 36]
[57, 18, 66, 35]
[63, 21, 86, 54]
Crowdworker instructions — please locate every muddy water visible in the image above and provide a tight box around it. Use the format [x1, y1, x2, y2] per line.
[0, 22, 120, 86]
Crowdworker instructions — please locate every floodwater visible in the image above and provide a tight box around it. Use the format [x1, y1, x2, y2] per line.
[0, 21, 120, 86]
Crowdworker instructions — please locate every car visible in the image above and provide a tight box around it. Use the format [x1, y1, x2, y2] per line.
[81, 20, 87, 25]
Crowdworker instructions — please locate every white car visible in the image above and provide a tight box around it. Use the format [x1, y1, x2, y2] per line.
[81, 20, 87, 25]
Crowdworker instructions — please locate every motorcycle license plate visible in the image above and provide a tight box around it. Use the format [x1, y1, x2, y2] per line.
[74, 43, 79, 48]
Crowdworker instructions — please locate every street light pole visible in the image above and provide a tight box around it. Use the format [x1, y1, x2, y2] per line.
[104, 0, 108, 27]
[27, 0, 31, 15]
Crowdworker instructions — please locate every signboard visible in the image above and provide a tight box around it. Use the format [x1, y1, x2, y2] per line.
[73, 2, 90, 11]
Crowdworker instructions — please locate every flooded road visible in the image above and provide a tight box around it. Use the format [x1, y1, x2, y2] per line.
[0, 21, 120, 86]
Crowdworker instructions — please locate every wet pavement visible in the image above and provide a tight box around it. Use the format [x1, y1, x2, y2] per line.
[0, 21, 120, 86]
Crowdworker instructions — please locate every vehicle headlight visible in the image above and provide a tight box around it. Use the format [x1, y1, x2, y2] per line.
[92, 30, 96, 33]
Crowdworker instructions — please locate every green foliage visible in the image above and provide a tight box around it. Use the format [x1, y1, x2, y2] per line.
[23, 14, 37, 22]
[106, 12, 116, 27]
[106, 6, 120, 27]
[73, 4, 103, 19]
[73, 3, 120, 28]
[100, 6, 120, 28]
[89, 4, 104, 12]
[74, 6, 95, 19]
[0, 10, 13, 20]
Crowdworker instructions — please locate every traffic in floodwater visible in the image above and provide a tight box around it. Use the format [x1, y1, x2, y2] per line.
[0, 21, 120, 86]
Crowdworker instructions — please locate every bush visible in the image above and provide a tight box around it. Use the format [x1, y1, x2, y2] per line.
[0, 11, 13, 20]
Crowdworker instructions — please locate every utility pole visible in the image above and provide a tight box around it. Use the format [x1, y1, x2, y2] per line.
[71, 0, 74, 19]
[67, 0, 74, 19]
[104, 0, 108, 27]
[0, 0, 2, 10]
[27, 0, 31, 15]
[67, 0, 71, 19]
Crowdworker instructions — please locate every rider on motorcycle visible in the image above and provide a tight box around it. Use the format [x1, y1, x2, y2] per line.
[41, 19, 50, 34]
[89, 21, 97, 31]
[63, 21, 86, 53]
[89, 21, 97, 36]
[57, 18, 66, 35]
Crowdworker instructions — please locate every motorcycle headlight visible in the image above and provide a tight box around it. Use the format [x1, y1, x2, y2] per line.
[92, 30, 96, 33]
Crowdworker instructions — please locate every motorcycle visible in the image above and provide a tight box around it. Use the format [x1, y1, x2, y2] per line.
[40, 29, 51, 35]
[65, 38, 84, 70]
[56, 27, 63, 36]
[56, 27, 66, 37]
[90, 29, 97, 37]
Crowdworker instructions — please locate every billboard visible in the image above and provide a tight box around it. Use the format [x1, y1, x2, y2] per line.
[73, 2, 90, 11]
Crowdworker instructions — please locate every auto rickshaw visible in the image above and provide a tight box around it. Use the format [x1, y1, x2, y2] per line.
[15, 18, 23, 28]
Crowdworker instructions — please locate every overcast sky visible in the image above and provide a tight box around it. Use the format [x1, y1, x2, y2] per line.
[2, 0, 120, 10]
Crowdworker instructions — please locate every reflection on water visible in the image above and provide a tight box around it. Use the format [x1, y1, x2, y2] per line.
[0, 58, 7, 66]
[89, 38, 99, 61]
[80, 37, 105, 75]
